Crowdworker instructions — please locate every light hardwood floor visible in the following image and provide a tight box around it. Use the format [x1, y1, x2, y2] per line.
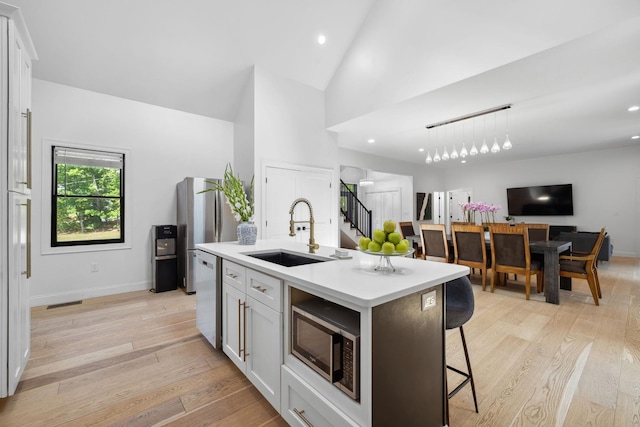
[0, 256, 638, 426]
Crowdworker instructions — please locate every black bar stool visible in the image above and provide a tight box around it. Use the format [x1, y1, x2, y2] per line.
[445, 276, 478, 421]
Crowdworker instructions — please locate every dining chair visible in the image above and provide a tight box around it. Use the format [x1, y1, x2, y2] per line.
[451, 224, 489, 291]
[558, 227, 606, 305]
[489, 225, 543, 300]
[399, 221, 422, 258]
[419, 223, 450, 262]
[524, 223, 549, 242]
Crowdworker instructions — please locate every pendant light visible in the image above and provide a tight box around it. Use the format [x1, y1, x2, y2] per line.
[480, 117, 489, 154]
[470, 118, 478, 155]
[425, 129, 433, 163]
[442, 146, 450, 161]
[460, 142, 468, 158]
[434, 148, 441, 162]
[359, 170, 374, 186]
[491, 112, 501, 153]
[459, 122, 468, 157]
[425, 151, 433, 164]
[503, 108, 513, 150]
[450, 123, 458, 159]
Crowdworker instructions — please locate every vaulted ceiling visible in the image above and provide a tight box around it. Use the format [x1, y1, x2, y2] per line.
[10, 0, 640, 166]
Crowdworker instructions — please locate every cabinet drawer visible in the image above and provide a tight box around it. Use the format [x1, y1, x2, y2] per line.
[246, 269, 282, 312]
[281, 366, 358, 427]
[222, 260, 246, 291]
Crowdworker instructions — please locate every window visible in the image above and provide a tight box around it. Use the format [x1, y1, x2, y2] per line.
[52, 146, 125, 246]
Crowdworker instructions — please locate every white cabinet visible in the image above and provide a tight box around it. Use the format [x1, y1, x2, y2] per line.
[281, 366, 358, 427]
[6, 15, 33, 195]
[221, 260, 282, 409]
[6, 193, 30, 396]
[1, 4, 36, 399]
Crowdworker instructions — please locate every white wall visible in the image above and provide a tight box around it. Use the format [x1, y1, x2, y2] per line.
[325, 0, 639, 127]
[339, 148, 446, 229]
[233, 67, 256, 188]
[252, 67, 340, 245]
[340, 166, 414, 222]
[443, 145, 640, 257]
[30, 79, 234, 306]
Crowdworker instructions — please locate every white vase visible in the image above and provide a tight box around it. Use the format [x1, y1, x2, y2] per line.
[237, 221, 257, 245]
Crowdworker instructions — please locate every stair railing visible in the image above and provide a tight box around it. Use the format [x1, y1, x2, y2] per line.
[340, 179, 372, 239]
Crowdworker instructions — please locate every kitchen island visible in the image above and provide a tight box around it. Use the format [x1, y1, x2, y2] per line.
[197, 240, 469, 427]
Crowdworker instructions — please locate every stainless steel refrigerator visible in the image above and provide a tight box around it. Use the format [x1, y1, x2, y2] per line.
[176, 177, 237, 294]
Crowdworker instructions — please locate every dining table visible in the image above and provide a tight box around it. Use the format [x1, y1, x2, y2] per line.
[406, 232, 572, 305]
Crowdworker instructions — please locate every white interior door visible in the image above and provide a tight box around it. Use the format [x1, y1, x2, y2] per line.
[365, 189, 401, 231]
[447, 189, 472, 228]
[264, 165, 334, 246]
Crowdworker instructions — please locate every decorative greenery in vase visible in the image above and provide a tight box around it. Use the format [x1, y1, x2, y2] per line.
[203, 164, 254, 222]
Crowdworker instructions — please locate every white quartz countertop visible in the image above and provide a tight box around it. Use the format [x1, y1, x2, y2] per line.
[196, 240, 469, 308]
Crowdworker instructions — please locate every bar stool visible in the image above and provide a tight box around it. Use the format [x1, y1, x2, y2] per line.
[445, 276, 478, 420]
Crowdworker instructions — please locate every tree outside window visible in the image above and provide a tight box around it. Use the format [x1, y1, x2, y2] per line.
[52, 146, 124, 246]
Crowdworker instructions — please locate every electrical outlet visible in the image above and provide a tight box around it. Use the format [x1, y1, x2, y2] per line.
[421, 290, 436, 311]
[90, 262, 99, 272]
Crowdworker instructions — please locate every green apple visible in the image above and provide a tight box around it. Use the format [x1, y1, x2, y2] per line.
[383, 220, 396, 234]
[373, 229, 386, 244]
[388, 232, 401, 244]
[381, 241, 395, 254]
[401, 238, 410, 247]
[368, 241, 382, 252]
[395, 241, 409, 253]
[359, 237, 371, 251]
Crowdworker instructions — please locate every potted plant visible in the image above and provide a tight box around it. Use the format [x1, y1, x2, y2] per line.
[202, 164, 256, 245]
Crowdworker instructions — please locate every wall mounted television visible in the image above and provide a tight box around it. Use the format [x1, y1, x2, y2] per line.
[506, 184, 573, 216]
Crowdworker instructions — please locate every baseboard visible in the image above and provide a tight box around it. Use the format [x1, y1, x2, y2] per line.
[612, 251, 638, 258]
[30, 280, 151, 308]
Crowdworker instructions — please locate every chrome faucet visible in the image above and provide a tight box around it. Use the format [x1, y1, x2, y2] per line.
[289, 198, 319, 254]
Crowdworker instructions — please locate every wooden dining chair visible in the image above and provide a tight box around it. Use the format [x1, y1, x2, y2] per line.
[558, 227, 606, 306]
[524, 223, 549, 242]
[399, 221, 422, 258]
[419, 223, 450, 262]
[489, 225, 543, 300]
[451, 224, 489, 291]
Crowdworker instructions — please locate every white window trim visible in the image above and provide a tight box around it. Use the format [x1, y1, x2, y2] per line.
[41, 138, 132, 255]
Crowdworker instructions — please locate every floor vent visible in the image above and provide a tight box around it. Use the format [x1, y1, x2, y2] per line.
[47, 300, 83, 309]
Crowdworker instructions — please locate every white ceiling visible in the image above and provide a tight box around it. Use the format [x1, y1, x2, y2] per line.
[9, 0, 640, 167]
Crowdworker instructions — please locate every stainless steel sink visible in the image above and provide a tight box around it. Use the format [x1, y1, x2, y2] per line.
[243, 249, 333, 267]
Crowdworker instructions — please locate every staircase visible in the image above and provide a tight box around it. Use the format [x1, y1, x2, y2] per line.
[340, 215, 360, 249]
[340, 180, 372, 249]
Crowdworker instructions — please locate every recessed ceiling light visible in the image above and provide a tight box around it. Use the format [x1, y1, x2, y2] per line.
[632, 135, 640, 139]
[367, 139, 375, 143]
[317, 34, 326, 45]
[418, 148, 424, 152]
[628, 105, 640, 112]
[461, 160, 467, 164]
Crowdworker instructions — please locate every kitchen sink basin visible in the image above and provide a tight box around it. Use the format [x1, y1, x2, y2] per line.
[243, 250, 332, 267]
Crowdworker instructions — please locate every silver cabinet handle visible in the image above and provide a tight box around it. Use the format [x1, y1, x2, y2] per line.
[238, 300, 244, 359]
[251, 285, 267, 293]
[293, 408, 313, 427]
[21, 109, 32, 190]
[21, 200, 31, 278]
[242, 301, 249, 361]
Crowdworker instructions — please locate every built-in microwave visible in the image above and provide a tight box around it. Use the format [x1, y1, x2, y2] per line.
[291, 298, 360, 401]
